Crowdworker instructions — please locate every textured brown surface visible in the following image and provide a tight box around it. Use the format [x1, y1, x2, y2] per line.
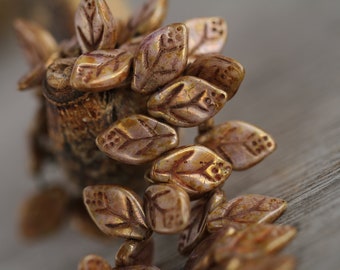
[0, 0, 339, 269]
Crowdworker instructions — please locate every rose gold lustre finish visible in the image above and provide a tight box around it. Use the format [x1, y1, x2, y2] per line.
[196, 121, 277, 170]
[144, 184, 190, 234]
[115, 238, 154, 267]
[132, 23, 188, 94]
[75, 0, 118, 53]
[83, 185, 152, 240]
[96, 114, 178, 165]
[207, 194, 287, 233]
[147, 76, 227, 127]
[222, 255, 296, 270]
[186, 54, 245, 100]
[78, 254, 112, 270]
[185, 224, 297, 270]
[178, 188, 226, 255]
[70, 49, 133, 92]
[185, 17, 228, 59]
[150, 145, 232, 198]
[119, 0, 168, 44]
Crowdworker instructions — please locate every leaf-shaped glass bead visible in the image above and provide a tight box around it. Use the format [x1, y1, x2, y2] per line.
[120, 0, 168, 43]
[207, 194, 287, 233]
[96, 114, 178, 165]
[144, 184, 190, 234]
[75, 0, 118, 53]
[13, 19, 58, 67]
[196, 121, 276, 170]
[178, 197, 209, 255]
[186, 54, 245, 100]
[78, 254, 112, 270]
[132, 23, 188, 94]
[70, 49, 133, 92]
[185, 224, 297, 270]
[150, 145, 232, 198]
[147, 76, 228, 127]
[185, 17, 228, 58]
[216, 255, 296, 270]
[83, 185, 152, 240]
[115, 239, 154, 267]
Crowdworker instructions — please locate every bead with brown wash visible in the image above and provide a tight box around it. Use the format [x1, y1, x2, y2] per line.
[186, 54, 245, 100]
[96, 114, 178, 165]
[196, 121, 276, 170]
[83, 185, 152, 240]
[144, 184, 190, 234]
[207, 194, 287, 233]
[150, 145, 232, 198]
[147, 76, 227, 127]
[132, 23, 188, 94]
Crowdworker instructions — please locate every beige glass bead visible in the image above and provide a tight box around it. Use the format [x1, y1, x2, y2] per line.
[149, 145, 232, 198]
[144, 184, 190, 234]
[78, 254, 111, 270]
[96, 114, 178, 165]
[185, 17, 228, 57]
[13, 19, 58, 68]
[207, 194, 287, 233]
[115, 238, 154, 267]
[186, 54, 245, 100]
[221, 255, 296, 270]
[120, 0, 168, 43]
[178, 197, 209, 255]
[196, 121, 276, 170]
[185, 224, 297, 270]
[75, 0, 118, 53]
[147, 76, 227, 127]
[178, 189, 226, 255]
[70, 49, 133, 92]
[83, 185, 152, 240]
[132, 23, 188, 94]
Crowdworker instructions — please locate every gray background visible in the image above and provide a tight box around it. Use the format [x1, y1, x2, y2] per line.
[0, 0, 339, 269]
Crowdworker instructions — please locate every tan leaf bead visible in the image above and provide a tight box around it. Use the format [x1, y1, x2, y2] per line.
[178, 197, 209, 255]
[132, 23, 188, 94]
[221, 255, 296, 270]
[115, 238, 154, 267]
[185, 224, 297, 270]
[78, 254, 111, 270]
[150, 145, 232, 198]
[186, 54, 245, 100]
[18, 63, 45, 91]
[96, 114, 178, 165]
[178, 188, 226, 255]
[207, 188, 227, 214]
[120, 0, 168, 44]
[147, 76, 227, 127]
[70, 49, 133, 92]
[13, 19, 58, 67]
[207, 194, 287, 233]
[144, 184, 190, 234]
[75, 0, 118, 53]
[83, 185, 152, 240]
[196, 121, 276, 170]
[185, 17, 228, 58]
[20, 186, 69, 239]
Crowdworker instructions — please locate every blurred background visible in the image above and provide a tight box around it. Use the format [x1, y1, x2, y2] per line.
[0, 0, 339, 269]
